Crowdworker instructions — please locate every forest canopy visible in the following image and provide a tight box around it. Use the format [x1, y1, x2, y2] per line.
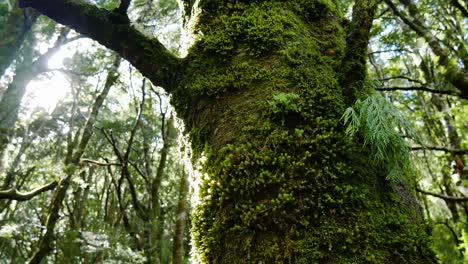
[0, 0, 467, 263]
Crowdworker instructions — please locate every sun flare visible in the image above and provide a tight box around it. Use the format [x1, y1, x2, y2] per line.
[24, 72, 69, 112]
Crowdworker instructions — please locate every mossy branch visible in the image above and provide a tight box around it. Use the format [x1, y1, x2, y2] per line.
[19, 0, 182, 91]
[340, 0, 378, 102]
[0, 181, 58, 201]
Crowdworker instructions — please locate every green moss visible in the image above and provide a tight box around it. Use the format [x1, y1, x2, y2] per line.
[172, 0, 435, 262]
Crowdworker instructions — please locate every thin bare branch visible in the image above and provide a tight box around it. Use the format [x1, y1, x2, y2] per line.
[378, 76, 424, 84]
[416, 188, 468, 202]
[376, 86, 460, 96]
[79, 159, 122, 167]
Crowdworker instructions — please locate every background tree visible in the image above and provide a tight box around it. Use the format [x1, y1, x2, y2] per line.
[0, 1, 191, 262]
[368, 0, 467, 262]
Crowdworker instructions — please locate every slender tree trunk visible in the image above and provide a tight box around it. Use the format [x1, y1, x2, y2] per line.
[27, 57, 120, 264]
[148, 114, 176, 263]
[420, 59, 466, 222]
[172, 169, 189, 264]
[0, 53, 34, 162]
[70, 167, 94, 229]
[0, 0, 39, 76]
[2, 126, 31, 189]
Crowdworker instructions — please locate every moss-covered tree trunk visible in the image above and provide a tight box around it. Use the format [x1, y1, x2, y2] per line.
[19, 0, 436, 263]
[172, 1, 435, 263]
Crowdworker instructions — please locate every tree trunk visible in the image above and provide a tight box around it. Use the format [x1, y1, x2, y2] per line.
[0, 0, 39, 76]
[172, 169, 189, 264]
[148, 114, 176, 263]
[19, 0, 436, 262]
[171, 1, 436, 263]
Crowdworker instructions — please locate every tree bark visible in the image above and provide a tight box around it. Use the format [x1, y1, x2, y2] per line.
[172, 1, 434, 262]
[20, 0, 436, 262]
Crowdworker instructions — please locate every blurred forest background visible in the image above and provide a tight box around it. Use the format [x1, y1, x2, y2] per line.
[0, 0, 466, 263]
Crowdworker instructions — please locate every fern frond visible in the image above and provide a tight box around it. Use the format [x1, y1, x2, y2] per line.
[342, 91, 417, 181]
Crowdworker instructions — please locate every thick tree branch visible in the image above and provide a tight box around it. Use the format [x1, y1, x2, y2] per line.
[0, 181, 58, 201]
[340, 0, 378, 103]
[117, 0, 132, 15]
[451, 0, 468, 18]
[416, 188, 468, 202]
[376, 86, 461, 96]
[19, 0, 182, 91]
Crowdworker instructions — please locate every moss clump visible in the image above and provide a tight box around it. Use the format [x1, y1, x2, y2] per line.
[174, 0, 345, 156]
[171, 0, 435, 262]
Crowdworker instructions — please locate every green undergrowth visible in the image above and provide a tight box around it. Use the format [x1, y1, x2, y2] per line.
[171, 0, 435, 262]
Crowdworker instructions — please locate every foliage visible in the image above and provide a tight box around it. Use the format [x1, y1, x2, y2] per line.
[0, 2, 190, 263]
[267, 92, 302, 114]
[342, 89, 420, 181]
[459, 229, 468, 263]
[367, 0, 468, 261]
